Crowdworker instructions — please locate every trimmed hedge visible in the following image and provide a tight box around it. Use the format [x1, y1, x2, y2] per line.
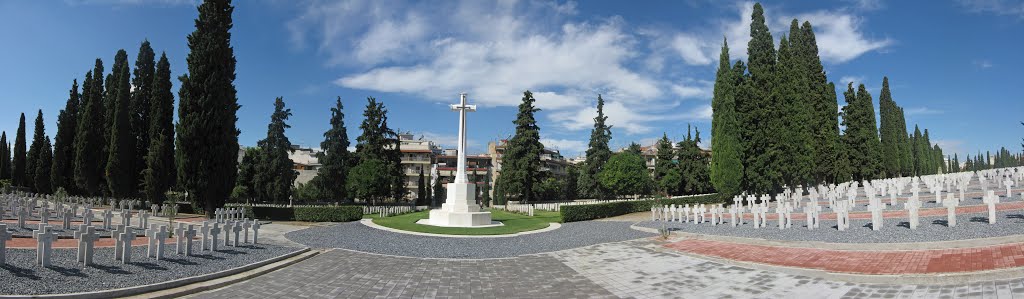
[224, 204, 361, 222]
[560, 194, 722, 222]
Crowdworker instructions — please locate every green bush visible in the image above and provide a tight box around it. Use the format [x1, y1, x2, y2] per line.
[560, 194, 721, 222]
[223, 204, 361, 222]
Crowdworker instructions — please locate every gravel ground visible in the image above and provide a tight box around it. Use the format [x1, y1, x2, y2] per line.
[285, 221, 653, 259]
[0, 243, 300, 295]
[637, 210, 1024, 243]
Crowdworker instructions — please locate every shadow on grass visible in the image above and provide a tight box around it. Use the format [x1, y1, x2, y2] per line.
[48, 265, 87, 277]
[0, 264, 41, 280]
[90, 263, 132, 275]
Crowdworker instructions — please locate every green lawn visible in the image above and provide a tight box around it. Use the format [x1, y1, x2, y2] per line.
[371, 209, 562, 235]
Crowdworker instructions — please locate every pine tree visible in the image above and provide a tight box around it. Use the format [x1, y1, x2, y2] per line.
[26, 111, 46, 192]
[0, 132, 8, 181]
[251, 97, 296, 203]
[739, 2, 783, 195]
[578, 94, 612, 200]
[710, 38, 744, 198]
[131, 40, 156, 190]
[12, 113, 26, 187]
[494, 91, 543, 203]
[34, 137, 52, 194]
[310, 97, 351, 202]
[177, 0, 241, 216]
[142, 53, 176, 204]
[74, 68, 106, 196]
[105, 49, 137, 198]
[51, 79, 79, 193]
[653, 133, 676, 195]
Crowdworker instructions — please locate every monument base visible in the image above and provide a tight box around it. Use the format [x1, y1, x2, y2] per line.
[420, 182, 501, 228]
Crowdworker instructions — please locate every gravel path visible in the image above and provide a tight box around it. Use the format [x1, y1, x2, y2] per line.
[285, 221, 653, 259]
[0, 244, 300, 295]
[636, 210, 1024, 243]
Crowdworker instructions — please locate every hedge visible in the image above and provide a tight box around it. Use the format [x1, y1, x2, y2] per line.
[560, 194, 722, 222]
[224, 204, 362, 222]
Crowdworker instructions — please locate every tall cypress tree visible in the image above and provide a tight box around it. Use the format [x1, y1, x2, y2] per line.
[142, 53, 176, 204]
[739, 3, 782, 195]
[12, 113, 26, 187]
[922, 129, 934, 174]
[251, 97, 295, 203]
[27, 111, 48, 192]
[841, 84, 882, 181]
[131, 40, 156, 189]
[878, 77, 900, 178]
[710, 38, 744, 198]
[52, 79, 80, 193]
[352, 97, 402, 203]
[796, 21, 841, 185]
[579, 94, 612, 200]
[34, 137, 52, 194]
[310, 97, 351, 202]
[74, 67, 106, 196]
[417, 168, 426, 205]
[177, 0, 241, 216]
[105, 49, 137, 198]
[911, 125, 924, 175]
[653, 133, 676, 195]
[895, 106, 913, 176]
[0, 132, 8, 181]
[776, 30, 813, 190]
[495, 91, 543, 203]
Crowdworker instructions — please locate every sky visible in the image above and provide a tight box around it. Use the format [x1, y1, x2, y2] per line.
[0, 0, 1021, 159]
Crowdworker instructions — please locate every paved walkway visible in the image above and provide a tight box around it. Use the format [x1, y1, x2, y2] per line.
[666, 239, 1024, 274]
[193, 238, 1024, 298]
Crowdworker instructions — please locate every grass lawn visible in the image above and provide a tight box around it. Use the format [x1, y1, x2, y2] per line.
[372, 209, 562, 235]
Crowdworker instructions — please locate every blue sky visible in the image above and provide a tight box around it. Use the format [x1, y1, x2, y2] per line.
[0, 0, 1021, 159]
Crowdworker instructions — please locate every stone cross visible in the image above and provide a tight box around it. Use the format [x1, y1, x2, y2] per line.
[33, 225, 59, 267]
[231, 221, 243, 247]
[112, 225, 126, 261]
[17, 207, 30, 228]
[215, 208, 223, 223]
[1005, 179, 1014, 198]
[150, 225, 169, 260]
[61, 208, 74, 229]
[139, 210, 150, 229]
[251, 220, 261, 244]
[775, 202, 785, 230]
[184, 224, 197, 255]
[650, 206, 658, 221]
[944, 193, 959, 227]
[40, 207, 51, 224]
[0, 223, 12, 265]
[83, 209, 94, 227]
[984, 190, 999, 224]
[151, 204, 160, 216]
[209, 222, 222, 251]
[117, 227, 137, 264]
[242, 219, 252, 243]
[669, 205, 677, 222]
[75, 224, 100, 266]
[146, 224, 160, 258]
[200, 221, 212, 251]
[728, 204, 738, 227]
[174, 223, 188, 255]
[102, 209, 113, 229]
[905, 195, 921, 230]
[121, 210, 132, 229]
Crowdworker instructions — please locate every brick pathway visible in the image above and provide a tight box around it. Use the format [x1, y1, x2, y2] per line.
[665, 238, 1024, 274]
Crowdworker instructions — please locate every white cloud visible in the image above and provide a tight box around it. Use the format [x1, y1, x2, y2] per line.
[773, 11, 892, 63]
[541, 138, 587, 154]
[905, 107, 943, 116]
[671, 34, 713, 65]
[956, 0, 1024, 19]
[842, 0, 885, 11]
[65, 0, 196, 6]
[973, 59, 994, 68]
[933, 139, 966, 158]
[839, 75, 866, 86]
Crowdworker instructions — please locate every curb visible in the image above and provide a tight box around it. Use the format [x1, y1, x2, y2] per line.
[0, 247, 313, 299]
[359, 219, 562, 238]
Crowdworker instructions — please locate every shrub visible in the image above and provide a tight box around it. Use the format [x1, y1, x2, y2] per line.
[294, 206, 362, 222]
[560, 194, 720, 222]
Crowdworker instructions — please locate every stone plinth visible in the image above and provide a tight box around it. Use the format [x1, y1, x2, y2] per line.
[420, 182, 502, 228]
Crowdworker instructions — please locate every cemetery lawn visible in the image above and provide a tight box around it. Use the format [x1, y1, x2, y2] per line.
[373, 209, 562, 235]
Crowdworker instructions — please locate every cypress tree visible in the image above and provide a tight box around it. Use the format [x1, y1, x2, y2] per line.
[739, 2, 783, 195]
[922, 129, 934, 174]
[0, 132, 8, 181]
[841, 84, 882, 181]
[351, 97, 402, 204]
[878, 77, 900, 178]
[12, 113, 26, 187]
[912, 125, 924, 175]
[776, 31, 813, 190]
[935, 145, 945, 173]
[896, 106, 913, 176]
[796, 22, 841, 185]
[252, 97, 295, 203]
[102, 53, 130, 193]
[310, 97, 351, 202]
[494, 91, 543, 203]
[141, 53, 176, 204]
[131, 40, 156, 188]
[51, 79, 79, 193]
[653, 133, 676, 195]
[177, 0, 241, 216]
[417, 168, 426, 205]
[74, 67, 106, 196]
[105, 49, 137, 198]
[34, 137, 52, 194]
[579, 94, 612, 200]
[27, 111, 47, 191]
[710, 38, 744, 198]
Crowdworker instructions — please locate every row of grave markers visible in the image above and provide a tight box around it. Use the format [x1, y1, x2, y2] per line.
[651, 167, 1023, 231]
[0, 218, 261, 267]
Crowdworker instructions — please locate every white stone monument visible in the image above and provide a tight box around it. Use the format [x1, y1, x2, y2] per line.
[421, 93, 499, 227]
